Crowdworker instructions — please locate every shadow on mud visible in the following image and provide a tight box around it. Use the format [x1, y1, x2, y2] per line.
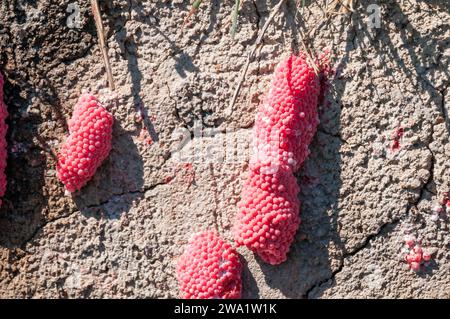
[152, 26, 199, 78]
[119, 26, 159, 143]
[73, 123, 144, 220]
[0, 81, 47, 249]
[345, 0, 450, 136]
[0, 0, 98, 248]
[241, 255, 260, 298]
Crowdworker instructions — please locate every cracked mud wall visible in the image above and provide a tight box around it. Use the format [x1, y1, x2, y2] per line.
[0, 0, 449, 298]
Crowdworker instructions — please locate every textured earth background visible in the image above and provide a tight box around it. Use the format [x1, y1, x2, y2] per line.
[0, 0, 449, 298]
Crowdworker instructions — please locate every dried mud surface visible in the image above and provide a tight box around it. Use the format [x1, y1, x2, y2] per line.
[0, 0, 449, 298]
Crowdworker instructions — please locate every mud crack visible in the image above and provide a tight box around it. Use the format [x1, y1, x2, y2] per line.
[20, 210, 78, 252]
[20, 182, 166, 251]
[438, 85, 449, 133]
[251, 0, 263, 94]
[304, 214, 402, 298]
[84, 181, 166, 210]
[208, 164, 221, 233]
[305, 142, 435, 298]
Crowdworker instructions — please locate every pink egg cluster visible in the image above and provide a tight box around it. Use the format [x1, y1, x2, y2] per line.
[234, 164, 300, 264]
[234, 54, 322, 265]
[391, 127, 404, 151]
[430, 192, 450, 221]
[176, 231, 242, 299]
[403, 236, 431, 272]
[57, 93, 113, 192]
[251, 54, 320, 171]
[0, 73, 8, 206]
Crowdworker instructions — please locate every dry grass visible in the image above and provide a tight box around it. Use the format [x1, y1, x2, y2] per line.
[182, 0, 204, 30]
[327, 0, 355, 14]
[181, 0, 355, 116]
[183, 0, 243, 37]
[91, 0, 115, 90]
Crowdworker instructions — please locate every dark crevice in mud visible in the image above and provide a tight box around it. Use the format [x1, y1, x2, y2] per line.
[208, 164, 221, 233]
[238, 122, 254, 130]
[166, 82, 191, 130]
[425, 186, 437, 196]
[422, 150, 435, 198]
[438, 85, 449, 133]
[84, 181, 166, 210]
[422, 123, 436, 200]
[423, 141, 436, 198]
[19, 210, 78, 252]
[252, 0, 261, 29]
[127, 0, 133, 22]
[350, 20, 358, 49]
[420, 85, 448, 196]
[252, 1, 262, 48]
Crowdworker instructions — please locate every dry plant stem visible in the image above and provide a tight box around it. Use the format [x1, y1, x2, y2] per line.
[183, 0, 203, 30]
[341, 0, 355, 13]
[91, 0, 115, 91]
[226, 0, 287, 117]
[299, 42, 319, 74]
[306, 2, 338, 40]
[294, 11, 320, 73]
[230, 0, 241, 38]
[328, 0, 354, 15]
